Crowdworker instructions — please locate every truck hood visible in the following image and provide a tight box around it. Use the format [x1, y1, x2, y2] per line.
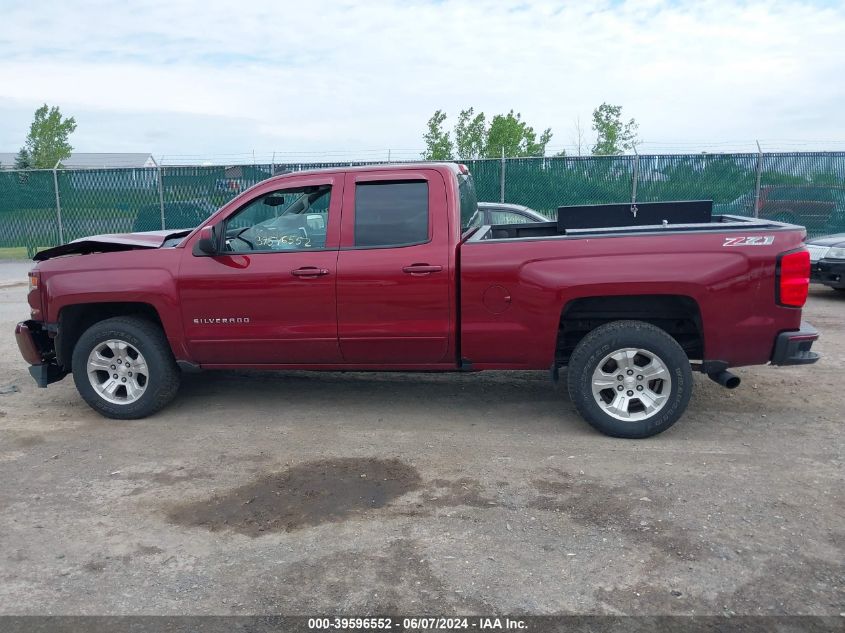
[33, 229, 193, 261]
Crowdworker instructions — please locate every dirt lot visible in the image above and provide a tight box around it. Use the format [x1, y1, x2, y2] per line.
[0, 270, 842, 615]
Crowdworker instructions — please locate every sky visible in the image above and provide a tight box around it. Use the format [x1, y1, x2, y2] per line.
[0, 0, 844, 163]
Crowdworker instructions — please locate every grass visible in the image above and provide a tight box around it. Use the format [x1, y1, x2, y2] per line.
[0, 247, 42, 260]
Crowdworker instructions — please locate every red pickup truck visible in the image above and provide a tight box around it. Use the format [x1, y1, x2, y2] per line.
[15, 163, 819, 438]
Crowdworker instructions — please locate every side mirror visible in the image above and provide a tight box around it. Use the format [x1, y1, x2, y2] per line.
[193, 226, 218, 256]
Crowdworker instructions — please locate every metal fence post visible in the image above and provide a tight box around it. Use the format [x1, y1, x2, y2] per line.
[152, 157, 166, 229]
[52, 160, 64, 244]
[753, 141, 763, 219]
[631, 150, 640, 207]
[499, 147, 506, 203]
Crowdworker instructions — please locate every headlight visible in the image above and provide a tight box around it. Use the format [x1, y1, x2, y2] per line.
[827, 247, 845, 259]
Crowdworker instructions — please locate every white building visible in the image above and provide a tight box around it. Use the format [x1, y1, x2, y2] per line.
[0, 152, 155, 169]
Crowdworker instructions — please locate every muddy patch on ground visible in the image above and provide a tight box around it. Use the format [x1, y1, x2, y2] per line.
[135, 544, 164, 556]
[251, 539, 492, 613]
[421, 478, 497, 508]
[127, 467, 213, 486]
[529, 470, 706, 562]
[82, 560, 107, 573]
[723, 553, 844, 615]
[167, 457, 422, 536]
[8, 433, 45, 448]
[594, 553, 844, 615]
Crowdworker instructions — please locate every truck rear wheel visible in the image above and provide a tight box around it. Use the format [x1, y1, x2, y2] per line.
[567, 320, 692, 438]
[71, 316, 180, 419]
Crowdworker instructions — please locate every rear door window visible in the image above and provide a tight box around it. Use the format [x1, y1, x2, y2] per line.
[354, 181, 429, 247]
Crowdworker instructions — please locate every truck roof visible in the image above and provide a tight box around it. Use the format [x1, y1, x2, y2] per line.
[271, 162, 461, 178]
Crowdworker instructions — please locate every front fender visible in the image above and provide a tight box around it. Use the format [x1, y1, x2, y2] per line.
[39, 250, 187, 358]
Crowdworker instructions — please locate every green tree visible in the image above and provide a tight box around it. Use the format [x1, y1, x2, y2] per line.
[423, 108, 553, 159]
[484, 110, 552, 158]
[591, 102, 638, 155]
[22, 104, 77, 168]
[13, 147, 31, 169]
[422, 109, 453, 160]
[454, 108, 486, 159]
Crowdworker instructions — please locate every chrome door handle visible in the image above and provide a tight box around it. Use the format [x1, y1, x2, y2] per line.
[291, 267, 329, 277]
[402, 264, 442, 275]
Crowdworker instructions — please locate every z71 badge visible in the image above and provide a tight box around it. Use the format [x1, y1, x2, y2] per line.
[723, 236, 775, 247]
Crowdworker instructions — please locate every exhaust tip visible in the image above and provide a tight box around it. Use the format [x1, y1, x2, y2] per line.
[708, 370, 741, 390]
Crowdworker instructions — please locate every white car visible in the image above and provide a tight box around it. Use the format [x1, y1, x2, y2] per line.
[806, 233, 845, 291]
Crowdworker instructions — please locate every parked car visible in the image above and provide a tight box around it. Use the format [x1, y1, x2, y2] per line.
[471, 202, 548, 226]
[714, 185, 843, 234]
[806, 233, 845, 291]
[16, 163, 818, 439]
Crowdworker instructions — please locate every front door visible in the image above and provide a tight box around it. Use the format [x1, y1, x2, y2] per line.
[179, 174, 343, 365]
[336, 169, 452, 364]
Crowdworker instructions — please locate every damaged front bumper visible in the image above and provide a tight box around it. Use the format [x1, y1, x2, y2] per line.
[15, 320, 67, 387]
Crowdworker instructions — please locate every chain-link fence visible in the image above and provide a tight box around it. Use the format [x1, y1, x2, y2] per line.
[2, 152, 844, 256]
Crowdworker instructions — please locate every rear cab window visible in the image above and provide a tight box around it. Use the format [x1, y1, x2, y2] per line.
[457, 172, 479, 232]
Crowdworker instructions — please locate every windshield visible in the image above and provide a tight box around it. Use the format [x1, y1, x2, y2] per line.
[457, 172, 479, 231]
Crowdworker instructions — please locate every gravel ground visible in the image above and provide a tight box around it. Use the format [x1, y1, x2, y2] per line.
[0, 270, 842, 615]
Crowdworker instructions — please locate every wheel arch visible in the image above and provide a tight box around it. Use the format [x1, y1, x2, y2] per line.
[556, 294, 704, 367]
[56, 302, 170, 369]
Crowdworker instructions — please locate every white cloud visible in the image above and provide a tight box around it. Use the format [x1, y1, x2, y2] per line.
[0, 0, 843, 158]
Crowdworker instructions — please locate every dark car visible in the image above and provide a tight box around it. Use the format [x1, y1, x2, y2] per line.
[806, 233, 845, 291]
[470, 202, 548, 227]
[714, 186, 844, 236]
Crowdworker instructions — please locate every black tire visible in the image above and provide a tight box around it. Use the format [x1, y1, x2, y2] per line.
[567, 320, 693, 439]
[71, 316, 181, 419]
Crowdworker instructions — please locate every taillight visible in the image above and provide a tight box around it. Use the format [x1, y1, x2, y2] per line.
[27, 270, 43, 319]
[777, 249, 810, 307]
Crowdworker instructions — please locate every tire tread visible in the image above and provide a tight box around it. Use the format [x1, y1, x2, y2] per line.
[71, 316, 180, 420]
[566, 320, 693, 439]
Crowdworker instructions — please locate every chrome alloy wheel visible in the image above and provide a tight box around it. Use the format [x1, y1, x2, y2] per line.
[591, 347, 672, 421]
[86, 339, 149, 405]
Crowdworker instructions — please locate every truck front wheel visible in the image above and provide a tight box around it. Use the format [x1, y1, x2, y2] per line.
[71, 316, 181, 419]
[567, 320, 692, 438]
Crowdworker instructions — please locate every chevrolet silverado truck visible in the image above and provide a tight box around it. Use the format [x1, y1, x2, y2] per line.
[15, 163, 820, 438]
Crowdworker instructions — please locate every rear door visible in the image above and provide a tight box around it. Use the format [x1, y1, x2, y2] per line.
[336, 169, 452, 364]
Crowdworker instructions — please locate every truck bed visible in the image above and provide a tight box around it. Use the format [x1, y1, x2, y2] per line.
[459, 209, 807, 372]
[469, 214, 800, 243]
